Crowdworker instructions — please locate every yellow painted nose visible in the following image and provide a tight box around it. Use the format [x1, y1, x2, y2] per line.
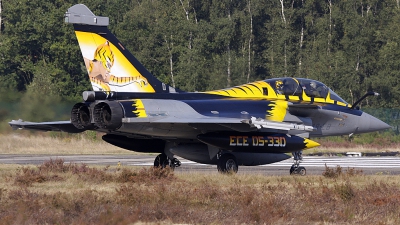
[304, 138, 320, 149]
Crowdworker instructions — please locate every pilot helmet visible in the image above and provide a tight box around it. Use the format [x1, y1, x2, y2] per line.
[310, 81, 317, 89]
[276, 80, 283, 89]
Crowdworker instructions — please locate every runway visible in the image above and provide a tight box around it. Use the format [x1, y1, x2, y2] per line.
[1, 154, 399, 175]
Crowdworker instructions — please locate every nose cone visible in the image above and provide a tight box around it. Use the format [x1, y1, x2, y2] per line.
[304, 138, 320, 149]
[357, 112, 391, 133]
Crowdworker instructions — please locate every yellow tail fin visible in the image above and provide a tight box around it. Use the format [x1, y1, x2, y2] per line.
[65, 4, 179, 93]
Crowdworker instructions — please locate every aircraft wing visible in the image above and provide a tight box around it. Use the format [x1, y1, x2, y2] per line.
[9, 116, 313, 135]
[122, 116, 314, 133]
[9, 120, 84, 133]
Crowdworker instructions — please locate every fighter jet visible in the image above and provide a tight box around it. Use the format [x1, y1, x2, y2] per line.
[9, 4, 391, 175]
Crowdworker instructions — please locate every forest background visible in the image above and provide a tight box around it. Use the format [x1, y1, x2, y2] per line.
[0, 0, 400, 135]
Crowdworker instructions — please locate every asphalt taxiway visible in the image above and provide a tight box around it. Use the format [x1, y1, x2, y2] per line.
[0, 154, 399, 175]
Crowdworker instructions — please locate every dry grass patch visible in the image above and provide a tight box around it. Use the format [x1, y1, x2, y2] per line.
[0, 133, 128, 154]
[1, 160, 400, 224]
[308, 145, 400, 154]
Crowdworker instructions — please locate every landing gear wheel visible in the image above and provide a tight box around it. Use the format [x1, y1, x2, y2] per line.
[154, 154, 169, 168]
[298, 167, 306, 176]
[218, 154, 238, 174]
[290, 151, 306, 176]
[290, 166, 306, 175]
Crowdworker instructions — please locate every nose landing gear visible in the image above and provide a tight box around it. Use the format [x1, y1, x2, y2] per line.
[290, 151, 306, 176]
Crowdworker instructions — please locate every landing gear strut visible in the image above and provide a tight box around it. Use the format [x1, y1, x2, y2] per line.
[154, 153, 181, 169]
[290, 151, 306, 175]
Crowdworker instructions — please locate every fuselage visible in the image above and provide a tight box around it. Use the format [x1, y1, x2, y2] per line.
[87, 77, 389, 140]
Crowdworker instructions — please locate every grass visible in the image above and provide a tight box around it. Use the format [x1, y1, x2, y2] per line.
[0, 132, 128, 155]
[1, 130, 399, 223]
[0, 160, 400, 224]
[307, 144, 400, 154]
[310, 132, 400, 154]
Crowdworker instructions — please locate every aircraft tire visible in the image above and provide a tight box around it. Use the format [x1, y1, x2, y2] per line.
[218, 154, 238, 174]
[298, 167, 306, 176]
[154, 154, 169, 168]
[290, 166, 306, 176]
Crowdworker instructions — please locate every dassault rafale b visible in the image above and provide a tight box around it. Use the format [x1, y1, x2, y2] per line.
[9, 4, 391, 175]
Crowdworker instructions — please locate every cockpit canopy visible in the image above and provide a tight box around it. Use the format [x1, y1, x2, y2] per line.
[265, 78, 348, 104]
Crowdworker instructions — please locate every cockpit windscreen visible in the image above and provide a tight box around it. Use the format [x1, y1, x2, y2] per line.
[265, 78, 348, 104]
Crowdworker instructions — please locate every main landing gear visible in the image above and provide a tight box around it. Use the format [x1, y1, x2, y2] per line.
[290, 151, 306, 176]
[154, 153, 181, 169]
[217, 153, 238, 174]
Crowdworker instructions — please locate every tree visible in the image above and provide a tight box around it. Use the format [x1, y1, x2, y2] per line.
[0, 0, 90, 101]
[0, 0, 2, 34]
[1, 0, 400, 108]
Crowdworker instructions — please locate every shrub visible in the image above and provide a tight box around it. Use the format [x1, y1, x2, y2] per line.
[322, 165, 363, 178]
[322, 164, 342, 178]
[38, 158, 68, 173]
[14, 167, 47, 186]
[116, 167, 174, 183]
[334, 181, 355, 202]
[76, 166, 114, 183]
[15, 159, 116, 186]
[14, 165, 66, 187]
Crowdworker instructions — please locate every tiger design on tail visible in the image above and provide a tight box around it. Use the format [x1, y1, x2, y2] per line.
[84, 41, 148, 91]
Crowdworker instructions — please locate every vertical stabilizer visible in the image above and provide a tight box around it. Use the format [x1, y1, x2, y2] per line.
[65, 4, 178, 93]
